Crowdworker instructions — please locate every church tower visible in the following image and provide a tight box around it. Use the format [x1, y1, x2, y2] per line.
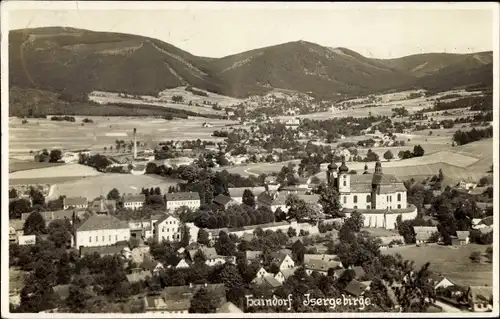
[327, 162, 338, 187]
[371, 161, 383, 209]
[338, 156, 350, 193]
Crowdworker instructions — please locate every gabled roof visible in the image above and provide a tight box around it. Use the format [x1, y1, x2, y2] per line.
[305, 259, 342, 272]
[9, 219, 24, 231]
[257, 192, 287, 206]
[278, 267, 298, 280]
[63, 197, 87, 206]
[188, 247, 218, 260]
[413, 226, 439, 233]
[165, 192, 200, 201]
[77, 214, 129, 231]
[245, 250, 263, 260]
[123, 194, 146, 203]
[213, 194, 234, 206]
[255, 275, 282, 288]
[344, 279, 368, 296]
[228, 187, 267, 199]
[126, 270, 152, 283]
[217, 301, 244, 313]
[155, 214, 179, 226]
[52, 285, 70, 300]
[352, 266, 366, 279]
[479, 216, 493, 226]
[37, 210, 75, 222]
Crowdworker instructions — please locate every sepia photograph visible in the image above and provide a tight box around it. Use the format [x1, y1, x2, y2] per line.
[1, 1, 498, 317]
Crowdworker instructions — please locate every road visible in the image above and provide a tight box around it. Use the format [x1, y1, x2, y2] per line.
[434, 300, 468, 313]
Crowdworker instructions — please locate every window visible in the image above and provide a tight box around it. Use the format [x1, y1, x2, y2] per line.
[162, 236, 165, 241]
[89, 236, 92, 242]
[96, 236, 98, 242]
[343, 180, 346, 187]
[397, 193, 401, 201]
[343, 196, 346, 204]
[398, 204, 401, 209]
[353, 195, 358, 203]
[115, 235, 118, 241]
[367, 205, 370, 210]
[354, 206, 357, 209]
[109, 235, 111, 241]
[102, 236, 104, 242]
[167, 228, 170, 232]
[366, 195, 371, 202]
[386, 196, 389, 202]
[162, 227, 165, 232]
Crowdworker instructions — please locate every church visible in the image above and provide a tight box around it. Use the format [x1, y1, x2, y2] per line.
[326, 157, 416, 229]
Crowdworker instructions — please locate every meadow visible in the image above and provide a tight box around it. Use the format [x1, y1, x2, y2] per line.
[9, 116, 237, 160]
[382, 244, 493, 287]
[46, 173, 180, 201]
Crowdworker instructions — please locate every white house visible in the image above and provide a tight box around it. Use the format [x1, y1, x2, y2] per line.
[123, 194, 146, 209]
[176, 259, 190, 269]
[155, 215, 182, 243]
[459, 180, 477, 190]
[206, 256, 236, 267]
[165, 192, 200, 211]
[18, 235, 36, 246]
[63, 197, 88, 210]
[76, 214, 130, 248]
[274, 267, 297, 284]
[274, 254, 295, 271]
[252, 267, 269, 283]
[228, 187, 267, 204]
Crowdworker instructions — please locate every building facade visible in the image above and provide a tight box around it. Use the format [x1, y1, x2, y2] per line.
[165, 192, 200, 211]
[63, 197, 88, 210]
[76, 214, 131, 248]
[123, 194, 146, 210]
[155, 215, 182, 242]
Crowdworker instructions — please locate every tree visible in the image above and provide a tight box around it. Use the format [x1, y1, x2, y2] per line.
[316, 183, 341, 217]
[197, 229, 210, 246]
[29, 187, 45, 207]
[9, 188, 18, 199]
[242, 189, 256, 207]
[47, 219, 73, 248]
[189, 287, 217, 313]
[219, 263, 243, 291]
[291, 240, 306, 264]
[438, 169, 444, 182]
[180, 225, 190, 247]
[215, 231, 236, 256]
[9, 199, 31, 219]
[49, 149, 62, 163]
[383, 150, 394, 161]
[23, 212, 46, 235]
[412, 145, 425, 157]
[107, 188, 120, 201]
[287, 227, 297, 238]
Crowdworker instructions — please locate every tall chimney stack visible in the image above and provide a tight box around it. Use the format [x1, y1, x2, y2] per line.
[133, 128, 137, 159]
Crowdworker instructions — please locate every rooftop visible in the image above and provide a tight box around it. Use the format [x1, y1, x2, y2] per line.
[123, 194, 146, 202]
[165, 192, 200, 201]
[63, 197, 87, 206]
[77, 214, 129, 232]
[228, 187, 267, 199]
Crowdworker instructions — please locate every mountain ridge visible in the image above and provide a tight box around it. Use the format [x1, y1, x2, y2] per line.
[9, 27, 493, 99]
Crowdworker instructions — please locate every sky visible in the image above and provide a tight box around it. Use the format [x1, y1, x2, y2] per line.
[5, 2, 496, 59]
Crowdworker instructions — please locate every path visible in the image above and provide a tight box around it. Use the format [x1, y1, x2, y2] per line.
[434, 300, 468, 313]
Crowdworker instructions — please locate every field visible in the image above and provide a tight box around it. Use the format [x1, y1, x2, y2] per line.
[9, 116, 238, 160]
[382, 244, 493, 287]
[47, 173, 180, 201]
[9, 158, 65, 173]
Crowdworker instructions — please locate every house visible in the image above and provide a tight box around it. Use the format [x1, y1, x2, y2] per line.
[413, 226, 439, 244]
[123, 194, 146, 209]
[52, 285, 70, 301]
[253, 275, 282, 288]
[257, 191, 288, 213]
[165, 192, 200, 211]
[126, 270, 152, 284]
[333, 266, 365, 280]
[344, 279, 369, 297]
[188, 247, 218, 261]
[272, 253, 295, 271]
[252, 267, 270, 283]
[154, 215, 182, 243]
[459, 180, 477, 190]
[146, 284, 226, 314]
[75, 214, 130, 248]
[141, 257, 165, 274]
[18, 235, 37, 246]
[227, 187, 267, 204]
[63, 197, 88, 210]
[213, 194, 238, 209]
[264, 176, 281, 191]
[430, 273, 455, 290]
[456, 231, 470, 245]
[217, 301, 244, 313]
[206, 256, 236, 267]
[467, 286, 493, 312]
[131, 246, 150, 264]
[176, 259, 190, 269]
[23, 210, 76, 226]
[304, 259, 343, 275]
[274, 267, 298, 284]
[479, 226, 493, 235]
[9, 219, 24, 244]
[478, 216, 493, 228]
[245, 250, 263, 263]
